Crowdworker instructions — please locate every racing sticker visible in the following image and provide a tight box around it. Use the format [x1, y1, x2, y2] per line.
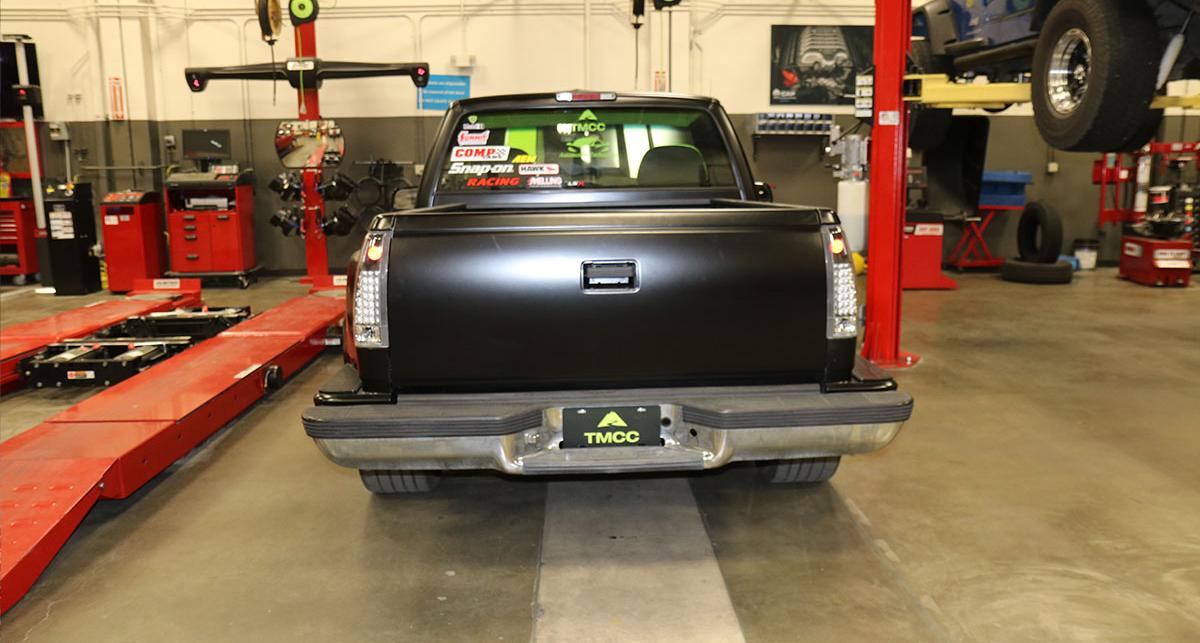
[518, 163, 560, 176]
[466, 176, 521, 188]
[449, 162, 515, 175]
[457, 130, 490, 146]
[527, 176, 563, 188]
[451, 145, 510, 161]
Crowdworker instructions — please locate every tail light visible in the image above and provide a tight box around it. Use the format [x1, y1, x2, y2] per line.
[353, 231, 391, 348]
[823, 225, 858, 339]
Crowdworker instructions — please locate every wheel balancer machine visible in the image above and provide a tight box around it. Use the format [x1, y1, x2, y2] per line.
[183, 0, 428, 287]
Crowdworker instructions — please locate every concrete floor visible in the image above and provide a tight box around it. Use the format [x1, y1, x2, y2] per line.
[1, 270, 1198, 641]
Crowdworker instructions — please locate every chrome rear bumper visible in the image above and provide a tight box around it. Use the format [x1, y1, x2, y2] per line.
[303, 383, 912, 475]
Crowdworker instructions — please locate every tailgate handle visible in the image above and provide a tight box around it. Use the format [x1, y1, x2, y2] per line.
[582, 261, 638, 292]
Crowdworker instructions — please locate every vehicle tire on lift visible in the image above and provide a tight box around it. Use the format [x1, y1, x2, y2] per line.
[1031, 0, 1159, 152]
[359, 469, 441, 494]
[1017, 201, 1064, 264]
[763, 456, 841, 484]
[1001, 259, 1075, 284]
[1120, 108, 1164, 152]
[908, 39, 953, 151]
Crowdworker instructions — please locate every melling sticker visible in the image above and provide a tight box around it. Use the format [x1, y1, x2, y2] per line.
[527, 176, 564, 188]
[451, 146, 510, 161]
[457, 130, 490, 146]
[518, 164, 560, 176]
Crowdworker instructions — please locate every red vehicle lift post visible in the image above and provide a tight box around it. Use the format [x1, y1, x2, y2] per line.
[863, 0, 919, 368]
[294, 21, 331, 285]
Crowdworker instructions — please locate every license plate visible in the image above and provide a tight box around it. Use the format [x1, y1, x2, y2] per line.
[561, 405, 661, 448]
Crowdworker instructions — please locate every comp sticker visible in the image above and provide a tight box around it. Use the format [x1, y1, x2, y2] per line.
[518, 163, 560, 176]
[451, 146, 510, 161]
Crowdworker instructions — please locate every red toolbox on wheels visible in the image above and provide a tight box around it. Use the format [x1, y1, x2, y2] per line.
[164, 170, 257, 287]
[1119, 236, 1192, 287]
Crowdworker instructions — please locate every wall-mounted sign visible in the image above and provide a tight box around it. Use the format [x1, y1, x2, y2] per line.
[770, 25, 873, 105]
[418, 74, 471, 111]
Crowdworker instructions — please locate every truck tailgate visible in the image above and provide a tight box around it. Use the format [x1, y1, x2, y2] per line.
[383, 206, 832, 391]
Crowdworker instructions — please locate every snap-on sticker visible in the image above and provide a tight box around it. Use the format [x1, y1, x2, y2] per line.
[451, 146, 510, 161]
[1123, 242, 1143, 257]
[448, 163, 515, 175]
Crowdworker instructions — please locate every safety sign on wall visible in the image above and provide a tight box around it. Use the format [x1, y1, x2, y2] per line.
[417, 74, 471, 111]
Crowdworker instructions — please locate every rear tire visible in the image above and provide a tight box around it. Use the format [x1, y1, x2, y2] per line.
[359, 469, 441, 494]
[765, 456, 841, 484]
[1031, 0, 1159, 151]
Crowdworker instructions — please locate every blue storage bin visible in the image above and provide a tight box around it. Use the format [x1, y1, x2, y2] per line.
[980, 171, 1032, 207]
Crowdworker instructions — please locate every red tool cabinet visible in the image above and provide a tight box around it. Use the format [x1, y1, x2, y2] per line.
[0, 199, 39, 282]
[164, 170, 257, 283]
[101, 191, 166, 292]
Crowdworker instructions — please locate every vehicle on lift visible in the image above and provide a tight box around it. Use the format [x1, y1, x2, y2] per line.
[303, 92, 914, 493]
[913, 0, 1200, 152]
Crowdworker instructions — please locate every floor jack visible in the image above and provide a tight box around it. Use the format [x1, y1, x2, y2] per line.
[183, 0, 428, 289]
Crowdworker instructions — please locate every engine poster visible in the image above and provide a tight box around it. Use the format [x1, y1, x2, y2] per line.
[770, 25, 873, 105]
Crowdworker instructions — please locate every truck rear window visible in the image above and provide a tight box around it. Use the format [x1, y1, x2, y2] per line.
[437, 108, 738, 191]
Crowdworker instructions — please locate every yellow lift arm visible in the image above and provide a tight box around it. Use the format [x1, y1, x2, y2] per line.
[904, 74, 1200, 110]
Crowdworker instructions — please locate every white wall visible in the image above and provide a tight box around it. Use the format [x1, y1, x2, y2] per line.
[2, 0, 1194, 123]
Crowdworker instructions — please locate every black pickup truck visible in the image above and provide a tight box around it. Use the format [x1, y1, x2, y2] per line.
[303, 92, 913, 493]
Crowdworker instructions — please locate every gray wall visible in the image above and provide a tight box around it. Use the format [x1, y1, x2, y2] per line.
[35, 112, 1199, 273]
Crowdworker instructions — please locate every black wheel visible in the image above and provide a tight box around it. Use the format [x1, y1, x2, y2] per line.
[908, 39, 953, 151]
[1031, 0, 1159, 151]
[237, 275, 251, 289]
[1016, 201, 1064, 264]
[359, 469, 440, 494]
[1001, 259, 1075, 285]
[12, 274, 26, 286]
[764, 456, 841, 484]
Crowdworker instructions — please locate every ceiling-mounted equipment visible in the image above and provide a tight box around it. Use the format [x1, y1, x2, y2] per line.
[256, 0, 284, 43]
[652, 0, 682, 9]
[632, 0, 645, 27]
[288, 0, 319, 26]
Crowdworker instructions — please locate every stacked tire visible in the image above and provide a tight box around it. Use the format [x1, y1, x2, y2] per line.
[1001, 201, 1074, 285]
